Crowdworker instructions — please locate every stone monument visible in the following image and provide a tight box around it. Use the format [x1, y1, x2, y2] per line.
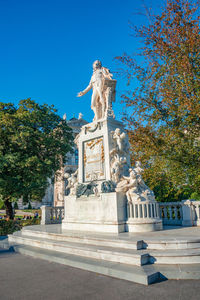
[62, 60, 162, 233]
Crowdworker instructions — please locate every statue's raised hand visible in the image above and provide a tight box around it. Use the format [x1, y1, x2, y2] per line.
[77, 91, 84, 97]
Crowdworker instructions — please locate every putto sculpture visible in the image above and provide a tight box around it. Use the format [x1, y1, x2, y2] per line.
[116, 161, 155, 203]
[77, 60, 116, 120]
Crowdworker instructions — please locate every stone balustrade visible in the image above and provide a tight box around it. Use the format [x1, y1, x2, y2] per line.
[127, 201, 160, 220]
[40, 200, 200, 228]
[159, 202, 183, 226]
[41, 206, 64, 225]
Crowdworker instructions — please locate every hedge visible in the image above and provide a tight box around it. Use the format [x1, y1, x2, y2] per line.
[0, 218, 40, 235]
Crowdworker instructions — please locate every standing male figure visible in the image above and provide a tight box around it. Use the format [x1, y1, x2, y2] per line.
[77, 60, 113, 120]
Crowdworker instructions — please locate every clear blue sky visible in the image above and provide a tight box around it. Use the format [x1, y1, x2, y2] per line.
[0, 0, 163, 122]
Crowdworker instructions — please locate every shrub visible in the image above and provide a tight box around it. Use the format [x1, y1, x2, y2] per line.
[14, 202, 18, 209]
[27, 202, 32, 209]
[0, 199, 5, 209]
[0, 218, 40, 235]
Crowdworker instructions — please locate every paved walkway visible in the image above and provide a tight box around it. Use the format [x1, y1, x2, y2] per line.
[0, 248, 200, 300]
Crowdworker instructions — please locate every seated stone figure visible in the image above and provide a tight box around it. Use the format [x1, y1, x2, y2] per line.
[116, 162, 155, 203]
[116, 168, 139, 203]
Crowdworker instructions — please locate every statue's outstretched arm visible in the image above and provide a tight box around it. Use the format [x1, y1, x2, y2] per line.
[77, 81, 92, 97]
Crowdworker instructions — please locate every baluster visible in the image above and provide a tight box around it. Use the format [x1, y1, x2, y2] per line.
[147, 203, 150, 218]
[168, 206, 172, 220]
[163, 206, 167, 219]
[156, 203, 160, 218]
[134, 203, 137, 218]
[159, 206, 163, 218]
[179, 205, 183, 220]
[50, 208, 53, 221]
[139, 204, 142, 218]
[174, 206, 178, 220]
[129, 203, 133, 218]
[153, 203, 156, 218]
[59, 208, 62, 221]
[144, 204, 147, 218]
[150, 204, 153, 218]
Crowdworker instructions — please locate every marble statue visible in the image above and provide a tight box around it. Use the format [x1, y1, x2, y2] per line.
[77, 60, 116, 120]
[110, 128, 129, 157]
[110, 154, 127, 183]
[65, 170, 78, 196]
[116, 162, 155, 203]
[110, 128, 130, 184]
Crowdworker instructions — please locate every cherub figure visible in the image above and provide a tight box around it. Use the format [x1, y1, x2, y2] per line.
[110, 128, 129, 156]
[116, 168, 139, 203]
[110, 154, 127, 183]
[65, 169, 78, 196]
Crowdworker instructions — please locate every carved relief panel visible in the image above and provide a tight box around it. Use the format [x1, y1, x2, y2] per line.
[83, 137, 105, 182]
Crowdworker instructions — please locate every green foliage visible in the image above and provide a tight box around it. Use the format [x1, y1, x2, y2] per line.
[0, 99, 73, 218]
[190, 192, 200, 200]
[116, 0, 200, 201]
[0, 218, 40, 235]
[14, 202, 18, 209]
[27, 202, 32, 209]
[0, 198, 5, 209]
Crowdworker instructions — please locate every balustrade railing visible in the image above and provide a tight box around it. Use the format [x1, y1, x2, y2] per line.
[40, 200, 200, 228]
[159, 202, 183, 225]
[41, 206, 64, 225]
[127, 201, 160, 220]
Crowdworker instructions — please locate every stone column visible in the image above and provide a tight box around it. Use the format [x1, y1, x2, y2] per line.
[41, 206, 52, 225]
[182, 200, 195, 227]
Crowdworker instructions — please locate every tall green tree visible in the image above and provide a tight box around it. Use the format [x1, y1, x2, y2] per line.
[0, 99, 73, 218]
[116, 0, 200, 201]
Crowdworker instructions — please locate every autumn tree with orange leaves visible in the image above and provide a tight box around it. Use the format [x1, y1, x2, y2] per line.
[116, 0, 200, 201]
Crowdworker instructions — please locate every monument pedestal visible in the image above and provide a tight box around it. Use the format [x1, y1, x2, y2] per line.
[62, 192, 127, 233]
[126, 219, 163, 232]
[62, 61, 163, 234]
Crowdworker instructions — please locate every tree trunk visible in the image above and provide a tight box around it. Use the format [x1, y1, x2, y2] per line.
[4, 198, 14, 220]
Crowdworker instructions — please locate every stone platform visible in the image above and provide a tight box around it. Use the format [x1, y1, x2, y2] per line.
[7, 225, 200, 285]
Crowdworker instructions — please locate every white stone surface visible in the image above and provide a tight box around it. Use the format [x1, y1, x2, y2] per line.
[126, 219, 163, 233]
[62, 192, 127, 233]
[76, 117, 129, 185]
[77, 60, 116, 121]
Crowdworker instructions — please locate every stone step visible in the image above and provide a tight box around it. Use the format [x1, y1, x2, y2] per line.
[13, 244, 160, 285]
[149, 248, 200, 264]
[152, 263, 200, 280]
[21, 228, 143, 250]
[145, 239, 200, 250]
[8, 233, 149, 266]
[22, 225, 200, 251]
[0, 236, 9, 249]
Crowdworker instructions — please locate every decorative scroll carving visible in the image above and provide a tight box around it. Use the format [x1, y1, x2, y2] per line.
[84, 122, 102, 134]
[76, 182, 98, 197]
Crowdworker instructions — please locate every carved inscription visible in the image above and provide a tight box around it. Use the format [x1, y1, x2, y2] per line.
[83, 137, 105, 182]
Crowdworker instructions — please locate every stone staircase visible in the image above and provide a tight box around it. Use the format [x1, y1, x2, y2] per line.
[7, 226, 200, 285]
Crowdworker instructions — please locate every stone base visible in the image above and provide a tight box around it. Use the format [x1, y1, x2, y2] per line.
[126, 218, 163, 233]
[62, 192, 127, 233]
[62, 221, 126, 233]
